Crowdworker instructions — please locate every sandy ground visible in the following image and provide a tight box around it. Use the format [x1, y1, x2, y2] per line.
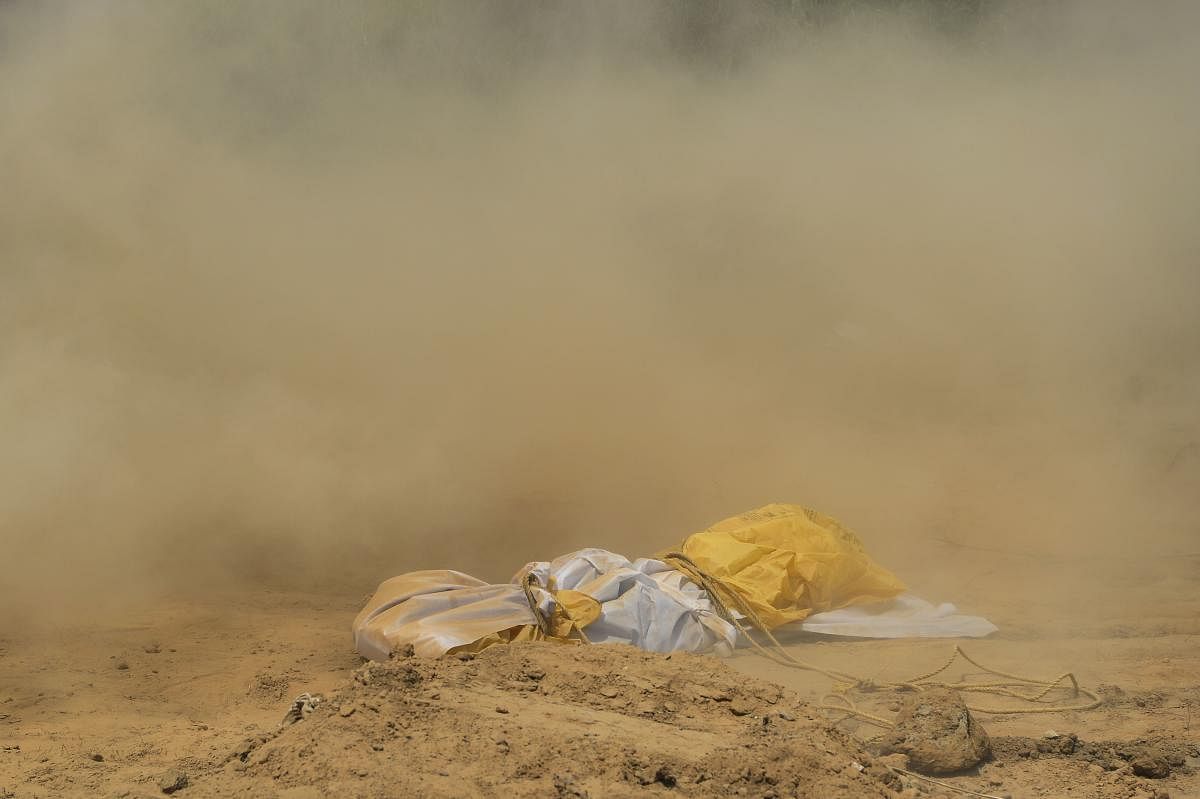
[2, 543, 1197, 798]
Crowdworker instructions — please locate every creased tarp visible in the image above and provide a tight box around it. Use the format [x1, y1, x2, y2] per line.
[799, 594, 998, 639]
[516, 548, 737, 654]
[353, 570, 536, 660]
[352, 505, 991, 661]
[675, 503, 907, 629]
[353, 549, 737, 661]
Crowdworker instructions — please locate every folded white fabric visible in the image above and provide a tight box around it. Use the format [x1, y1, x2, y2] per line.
[798, 593, 998, 639]
[514, 548, 737, 654]
[354, 548, 738, 661]
[353, 550, 996, 661]
[353, 570, 537, 660]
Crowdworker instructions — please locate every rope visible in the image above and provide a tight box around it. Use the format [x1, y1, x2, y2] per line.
[888, 766, 1007, 799]
[521, 572, 552, 637]
[522, 572, 590, 644]
[659, 551, 1101, 726]
[662, 552, 862, 684]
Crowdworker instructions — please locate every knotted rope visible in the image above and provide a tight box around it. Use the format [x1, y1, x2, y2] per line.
[522, 572, 591, 644]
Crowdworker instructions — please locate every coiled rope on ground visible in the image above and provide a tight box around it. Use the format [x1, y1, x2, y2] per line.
[659, 551, 1101, 728]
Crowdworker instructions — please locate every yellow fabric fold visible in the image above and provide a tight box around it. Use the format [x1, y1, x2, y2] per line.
[673, 503, 905, 629]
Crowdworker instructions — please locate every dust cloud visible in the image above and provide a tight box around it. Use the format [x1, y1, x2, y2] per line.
[2, 1, 1198, 622]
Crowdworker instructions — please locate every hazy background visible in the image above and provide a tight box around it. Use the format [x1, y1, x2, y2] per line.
[2, 0, 1198, 619]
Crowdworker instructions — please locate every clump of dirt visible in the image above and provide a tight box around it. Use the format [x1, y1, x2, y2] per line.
[248, 672, 293, 706]
[194, 642, 901, 798]
[990, 733, 1198, 776]
[879, 687, 991, 774]
[944, 733, 1199, 799]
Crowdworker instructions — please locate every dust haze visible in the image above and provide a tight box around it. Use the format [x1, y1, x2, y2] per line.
[2, 1, 1198, 622]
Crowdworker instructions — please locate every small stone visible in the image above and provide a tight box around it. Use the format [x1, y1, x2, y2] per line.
[523, 667, 545, 681]
[144, 643, 161, 654]
[1131, 751, 1170, 779]
[1036, 732, 1078, 755]
[552, 774, 589, 799]
[338, 705, 355, 718]
[90, 753, 104, 762]
[776, 710, 795, 722]
[157, 769, 189, 794]
[729, 699, 754, 716]
[115, 660, 129, 671]
[371, 743, 384, 751]
[495, 706, 509, 714]
[598, 686, 619, 699]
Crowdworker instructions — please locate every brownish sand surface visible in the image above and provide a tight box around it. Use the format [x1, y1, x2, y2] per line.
[3, 544, 1196, 798]
[3, 4, 1199, 798]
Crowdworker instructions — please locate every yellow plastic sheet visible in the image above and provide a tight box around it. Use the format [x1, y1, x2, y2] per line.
[446, 623, 582, 656]
[675, 503, 905, 629]
[552, 588, 603, 632]
[445, 590, 600, 655]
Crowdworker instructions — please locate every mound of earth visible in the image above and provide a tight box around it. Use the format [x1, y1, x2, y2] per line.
[192, 642, 901, 798]
[879, 687, 991, 774]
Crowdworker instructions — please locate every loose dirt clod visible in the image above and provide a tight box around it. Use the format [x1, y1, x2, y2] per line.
[879, 687, 991, 775]
[156, 769, 189, 794]
[1132, 750, 1171, 779]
